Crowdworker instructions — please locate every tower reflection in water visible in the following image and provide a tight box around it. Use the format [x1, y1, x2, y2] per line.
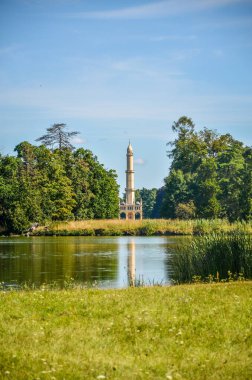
[127, 240, 136, 287]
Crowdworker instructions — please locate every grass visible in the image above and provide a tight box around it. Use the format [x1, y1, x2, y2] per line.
[170, 232, 252, 284]
[30, 218, 252, 237]
[0, 282, 251, 379]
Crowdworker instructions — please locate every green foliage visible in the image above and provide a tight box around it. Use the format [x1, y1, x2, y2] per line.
[135, 187, 157, 218]
[161, 116, 252, 221]
[161, 169, 190, 218]
[175, 201, 196, 219]
[0, 136, 119, 233]
[151, 187, 165, 218]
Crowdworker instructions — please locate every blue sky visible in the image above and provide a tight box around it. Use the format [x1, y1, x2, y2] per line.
[1, 0, 252, 194]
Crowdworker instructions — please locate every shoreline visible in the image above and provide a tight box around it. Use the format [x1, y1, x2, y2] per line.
[1, 218, 251, 237]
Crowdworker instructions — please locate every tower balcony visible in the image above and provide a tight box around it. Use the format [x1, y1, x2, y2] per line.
[119, 203, 142, 212]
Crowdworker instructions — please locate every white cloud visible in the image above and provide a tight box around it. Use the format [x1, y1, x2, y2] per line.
[66, 0, 244, 20]
[135, 158, 145, 165]
[71, 136, 85, 144]
[1, 86, 252, 127]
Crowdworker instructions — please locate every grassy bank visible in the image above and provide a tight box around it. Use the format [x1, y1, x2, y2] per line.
[0, 282, 251, 379]
[30, 218, 252, 236]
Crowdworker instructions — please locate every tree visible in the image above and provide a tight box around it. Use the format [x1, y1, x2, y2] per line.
[193, 158, 221, 218]
[36, 123, 79, 151]
[239, 148, 252, 220]
[135, 188, 157, 218]
[162, 116, 251, 221]
[161, 169, 191, 218]
[167, 116, 203, 174]
[217, 139, 245, 221]
[0, 138, 120, 233]
[83, 150, 119, 219]
[152, 187, 165, 218]
[175, 201, 196, 219]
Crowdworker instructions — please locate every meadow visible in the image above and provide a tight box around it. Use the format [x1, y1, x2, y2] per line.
[31, 218, 252, 237]
[0, 282, 251, 380]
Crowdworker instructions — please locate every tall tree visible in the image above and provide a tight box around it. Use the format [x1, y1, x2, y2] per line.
[240, 147, 252, 220]
[161, 116, 251, 221]
[152, 187, 165, 218]
[161, 169, 191, 218]
[194, 158, 221, 218]
[217, 139, 245, 221]
[36, 123, 79, 151]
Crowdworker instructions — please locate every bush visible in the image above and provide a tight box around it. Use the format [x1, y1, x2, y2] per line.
[175, 201, 196, 219]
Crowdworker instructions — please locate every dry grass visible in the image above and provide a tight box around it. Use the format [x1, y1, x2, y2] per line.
[33, 219, 252, 236]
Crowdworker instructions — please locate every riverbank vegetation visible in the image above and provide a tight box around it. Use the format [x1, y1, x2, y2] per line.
[30, 218, 252, 236]
[0, 282, 251, 379]
[170, 232, 252, 283]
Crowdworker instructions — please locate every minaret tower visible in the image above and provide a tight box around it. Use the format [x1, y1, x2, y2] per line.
[119, 142, 143, 220]
[125, 142, 135, 205]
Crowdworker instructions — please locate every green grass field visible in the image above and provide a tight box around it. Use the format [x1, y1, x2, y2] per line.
[0, 282, 251, 379]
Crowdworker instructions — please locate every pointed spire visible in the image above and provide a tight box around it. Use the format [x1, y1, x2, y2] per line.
[127, 140, 133, 153]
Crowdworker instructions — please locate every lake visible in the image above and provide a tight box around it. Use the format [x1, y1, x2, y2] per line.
[0, 236, 186, 288]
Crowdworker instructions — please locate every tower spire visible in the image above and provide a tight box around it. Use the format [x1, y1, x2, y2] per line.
[126, 141, 134, 204]
[119, 142, 143, 220]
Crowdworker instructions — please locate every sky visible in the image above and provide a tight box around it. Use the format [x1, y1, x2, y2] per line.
[1, 0, 252, 195]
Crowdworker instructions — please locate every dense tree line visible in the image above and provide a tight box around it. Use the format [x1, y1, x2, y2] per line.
[160, 117, 252, 221]
[1, 119, 251, 230]
[136, 117, 252, 221]
[0, 125, 119, 232]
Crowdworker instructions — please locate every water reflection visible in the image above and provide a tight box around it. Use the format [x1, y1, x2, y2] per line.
[127, 240, 136, 286]
[0, 237, 118, 287]
[0, 236, 186, 288]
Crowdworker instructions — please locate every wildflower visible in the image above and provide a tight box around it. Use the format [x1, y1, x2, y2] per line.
[166, 373, 173, 379]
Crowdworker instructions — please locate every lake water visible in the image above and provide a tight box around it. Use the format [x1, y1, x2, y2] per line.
[0, 236, 186, 288]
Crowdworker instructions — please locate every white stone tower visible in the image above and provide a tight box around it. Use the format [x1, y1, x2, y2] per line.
[120, 142, 142, 220]
[125, 142, 135, 205]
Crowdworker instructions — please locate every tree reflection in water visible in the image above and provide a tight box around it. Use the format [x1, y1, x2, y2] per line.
[0, 237, 118, 287]
[0, 236, 176, 288]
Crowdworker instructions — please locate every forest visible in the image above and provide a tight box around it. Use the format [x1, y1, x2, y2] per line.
[0, 124, 119, 232]
[141, 117, 252, 221]
[0, 118, 251, 233]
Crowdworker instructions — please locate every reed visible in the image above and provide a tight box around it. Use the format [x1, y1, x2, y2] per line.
[31, 219, 252, 236]
[169, 232, 252, 283]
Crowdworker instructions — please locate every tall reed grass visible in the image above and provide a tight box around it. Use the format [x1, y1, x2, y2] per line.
[31, 218, 252, 236]
[169, 232, 252, 283]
